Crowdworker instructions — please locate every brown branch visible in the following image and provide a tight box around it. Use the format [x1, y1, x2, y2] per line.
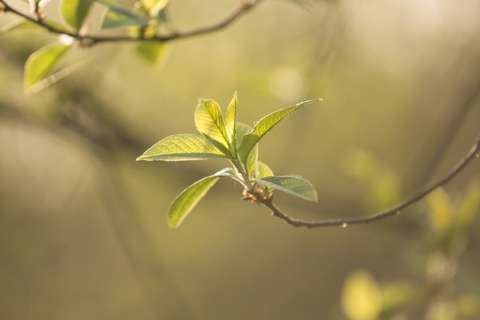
[0, 0, 263, 46]
[260, 132, 480, 228]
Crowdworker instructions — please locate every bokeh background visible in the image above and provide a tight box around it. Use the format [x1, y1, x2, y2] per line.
[1, 0, 480, 319]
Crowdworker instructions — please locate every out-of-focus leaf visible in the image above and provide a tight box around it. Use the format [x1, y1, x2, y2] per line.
[195, 98, 231, 156]
[136, 134, 228, 161]
[61, 0, 92, 31]
[341, 270, 382, 320]
[168, 175, 220, 229]
[237, 99, 319, 165]
[0, 19, 69, 34]
[426, 188, 453, 232]
[141, 0, 168, 16]
[136, 41, 165, 66]
[225, 92, 237, 150]
[256, 175, 317, 202]
[94, 0, 150, 28]
[456, 181, 480, 229]
[24, 42, 71, 94]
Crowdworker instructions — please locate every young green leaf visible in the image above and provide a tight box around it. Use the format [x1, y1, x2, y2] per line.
[61, 0, 92, 31]
[136, 134, 228, 161]
[24, 42, 71, 94]
[136, 42, 166, 66]
[257, 161, 274, 193]
[224, 92, 237, 150]
[168, 175, 220, 229]
[256, 175, 317, 202]
[195, 99, 231, 156]
[141, 0, 169, 17]
[237, 99, 319, 164]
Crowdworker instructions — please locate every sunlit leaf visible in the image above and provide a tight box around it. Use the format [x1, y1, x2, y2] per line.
[235, 122, 253, 147]
[341, 270, 382, 320]
[24, 42, 71, 94]
[225, 92, 237, 150]
[136, 41, 165, 66]
[257, 161, 274, 192]
[168, 175, 220, 229]
[195, 99, 231, 156]
[257, 161, 274, 179]
[246, 144, 258, 179]
[237, 99, 319, 165]
[256, 175, 317, 202]
[136, 134, 228, 161]
[61, 0, 92, 31]
[141, 0, 169, 16]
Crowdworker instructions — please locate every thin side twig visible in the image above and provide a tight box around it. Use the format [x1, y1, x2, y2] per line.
[0, 0, 263, 46]
[260, 132, 480, 228]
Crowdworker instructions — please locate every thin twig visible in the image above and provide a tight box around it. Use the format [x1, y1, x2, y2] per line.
[0, 0, 263, 46]
[260, 132, 480, 228]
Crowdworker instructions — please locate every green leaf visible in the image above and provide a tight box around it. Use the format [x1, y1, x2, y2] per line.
[257, 161, 274, 192]
[225, 92, 237, 150]
[168, 175, 220, 229]
[61, 0, 92, 31]
[95, 0, 150, 28]
[235, 122, 253, 146]
[24, 42, 71, 94]
[246, 144, 258, 179]
[136, 134, 228, 161]
[257, 161, 274, 179]
[141, 0, 169, 16]
[195, 99, 231, 156]
[256, 175, 317, 202]
[136, 42, 165, 66]
[237, 99, 319, 165]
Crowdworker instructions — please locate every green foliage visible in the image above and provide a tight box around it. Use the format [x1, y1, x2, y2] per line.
[61, 0, 92, 31]
[24, 42, 71, 94]
[137, 93, 320, 229]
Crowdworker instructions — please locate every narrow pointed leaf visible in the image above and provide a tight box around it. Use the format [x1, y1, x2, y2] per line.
[237, 99, 319, 164]
[195, 99, 231, 155]
[136, 134, 228, 161]
[94, 0, 150, 28]
[246, 144, 258, 179]
[225, 92, 237, 149]
[168, 175, 220, 229]
[61, 0, 92, 31]
[256, 175, 317, 202]
[24, 43, 71, 94]
[235, 122, 253, 147]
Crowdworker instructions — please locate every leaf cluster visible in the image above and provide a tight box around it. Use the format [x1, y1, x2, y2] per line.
[137, 93, 320, 229]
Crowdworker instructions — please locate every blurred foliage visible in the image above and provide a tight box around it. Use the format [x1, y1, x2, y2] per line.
[1, 0, 480, 319]
[341, 182, 480, 319]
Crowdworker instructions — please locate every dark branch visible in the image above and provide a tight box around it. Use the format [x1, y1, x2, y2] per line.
[0, 0, 263, 46]
[260, 132, 480, 228]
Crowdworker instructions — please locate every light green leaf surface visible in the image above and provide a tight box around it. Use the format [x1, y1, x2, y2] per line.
[257, 161, 274, 192]
[225, 92, 237, 149]
[256, 175, 317, 202]
[141, 0, 169, 16]
[136, 42, 165, 65]
[136, 134, 228, 161]
[195, 99, 231, 155]
[61, 0, 92, 31]
[168, 175, 220, 229]
[237, 99, 319, 164]
[24, 43, 71, 94]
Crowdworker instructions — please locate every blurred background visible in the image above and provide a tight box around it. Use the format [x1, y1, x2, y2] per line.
[1, 0, 480, 319]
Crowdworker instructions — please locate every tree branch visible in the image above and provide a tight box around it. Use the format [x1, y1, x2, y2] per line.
[0, 0, 263, 46]
[260, 132, 480, 228]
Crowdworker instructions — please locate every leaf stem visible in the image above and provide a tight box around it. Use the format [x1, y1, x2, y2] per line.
[258, 132, 480, 228]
